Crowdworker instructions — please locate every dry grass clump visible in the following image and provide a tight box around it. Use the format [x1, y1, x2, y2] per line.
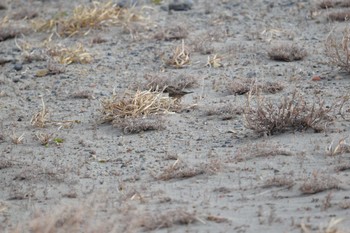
[326, 26, 350, 73]
[268, 42, 307, 62]
[154, 25, 188, 41]
[100, 89, 180, 124]
[326, 137, 350, 156]
[206, 54, 223, 68]
[328, 10, 350, 21]
[47, 43, 92, 64]
[33, 1, 145, 37]
[244, 91, 333, 135]
[113, 116, 166, 134]
[300, 173, 341, 194]
[165, 40, 190, 68]
[31, 98, 50, 128]
[234, 142, 292, 162]
[155, 159, 220, 181]
[228, 78, 284, 95]
[139, 209, 198, 231]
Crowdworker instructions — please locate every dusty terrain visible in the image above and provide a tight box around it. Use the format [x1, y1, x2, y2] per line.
[1, 0, 350, 232]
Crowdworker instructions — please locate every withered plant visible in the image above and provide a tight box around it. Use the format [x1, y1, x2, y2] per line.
[326, 137, 350, 156]
[101, 89, 179, 121]
[10, 132, 25, 145]
[33, 1, 146, 37]
[47, 43, 92, 65]
[268, 42, 307, 62]
[165, 40, 190, 68]
[31, 97, 50, 128]
[244, 91, 333, 135]
[206, 54, 223, 68]
[325, 26, 350, 73]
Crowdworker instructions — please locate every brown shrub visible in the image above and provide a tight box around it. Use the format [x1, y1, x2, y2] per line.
[243, 91, 333, 135]
[325, 26, 350, 73]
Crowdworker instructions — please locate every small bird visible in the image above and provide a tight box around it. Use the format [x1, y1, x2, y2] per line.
[164, 86, 193, 99]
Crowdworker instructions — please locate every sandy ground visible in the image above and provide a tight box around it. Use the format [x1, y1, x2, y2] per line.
[1, 0, 350, 232]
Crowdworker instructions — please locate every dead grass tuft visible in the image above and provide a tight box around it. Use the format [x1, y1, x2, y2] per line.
[243, 91, 333, 135]
[325, 26, 350, 73]
[206, 54, 223, 68]
[33, 1, 145, 37]
[326, 137, 350, 156]
[235, 142, 292, 162]
[268, 42, 307, 62]
[165, 40, 190, 68]
[31, 97, 50, 128]
[154, 25, 188, 41]
[139, 209, 198, 230]
[113, 116, 166, 133]
[155, 159, 220, 181]
[100, 89, 180, 124]
[300, 173, 341, 194]
[228, 78, 283, 95]
[47, 43, 92, 64]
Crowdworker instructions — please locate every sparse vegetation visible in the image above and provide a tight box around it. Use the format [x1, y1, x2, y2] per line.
[206, 54, 223, 68]
[100, 89, 179, 122]
[268, 42, 307, 61]
[243, 91, 333, 135]
[33, 1, 145, 37]
[326, 26, 350, 73]
[47, 43, 92, 64]
[165, 40, 191, 68]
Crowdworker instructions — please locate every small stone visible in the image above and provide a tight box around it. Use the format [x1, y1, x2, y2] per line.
[14, 63, 22, 71]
